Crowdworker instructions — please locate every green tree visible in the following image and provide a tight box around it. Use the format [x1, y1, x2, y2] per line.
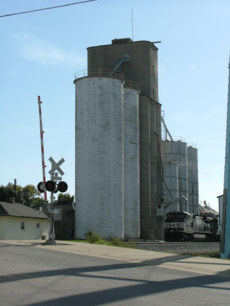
[0, 184, 22, 203]
[20, 184, 43, 207]
[0, 184, 45, 207]
[57, 193, 74, 204]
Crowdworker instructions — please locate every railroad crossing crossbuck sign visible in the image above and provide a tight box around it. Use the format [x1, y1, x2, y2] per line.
[48, 157, 65, 181]
[37, 156, 68, 194]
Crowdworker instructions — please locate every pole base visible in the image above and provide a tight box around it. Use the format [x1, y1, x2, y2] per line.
[45, 233, 56, 245]
[45, 238, 56, 245]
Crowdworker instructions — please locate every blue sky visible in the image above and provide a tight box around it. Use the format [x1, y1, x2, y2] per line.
[1, 0, 230, 211]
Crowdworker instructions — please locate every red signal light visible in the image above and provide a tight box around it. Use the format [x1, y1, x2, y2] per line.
[45, 180, 56, 192]
[58, 181, 68, 193]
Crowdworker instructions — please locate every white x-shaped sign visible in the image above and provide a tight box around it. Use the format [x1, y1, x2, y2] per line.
[48, 157, 65, 180]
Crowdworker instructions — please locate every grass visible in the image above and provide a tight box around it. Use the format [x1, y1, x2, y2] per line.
[67, 240, 90, 243]
[84, 230, 137, 248]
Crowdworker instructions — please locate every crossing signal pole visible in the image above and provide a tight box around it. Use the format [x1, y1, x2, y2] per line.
[37, 96, 68, 245]
[37, 156, 68, 245]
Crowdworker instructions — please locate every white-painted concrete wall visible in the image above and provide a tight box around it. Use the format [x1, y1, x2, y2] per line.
[0, 217, 7, 239]
[75, 77, 124, 239]
[0, 216, 48, 240]
[123, 88, 140, 238]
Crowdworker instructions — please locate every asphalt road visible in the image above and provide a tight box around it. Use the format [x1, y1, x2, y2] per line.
[0, 242, 230, 306]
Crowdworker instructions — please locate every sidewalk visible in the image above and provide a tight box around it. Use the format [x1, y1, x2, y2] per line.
[3, 240, 230, 279]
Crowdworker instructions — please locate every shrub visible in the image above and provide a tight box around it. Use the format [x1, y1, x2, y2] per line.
[110, 237, 137, 248]
[86, 230, 104, 244]
[110, 237, 125, 247]
[85, 230, 137, 248]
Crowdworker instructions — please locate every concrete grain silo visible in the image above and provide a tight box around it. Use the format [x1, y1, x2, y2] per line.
[188, 146, 199, 214]
[162, 141, 189, 212]
[162, 162, 179, 212]
[74, 70, 124, 239]
[123, 82, 140, 238]
[87, 38, 162, 240]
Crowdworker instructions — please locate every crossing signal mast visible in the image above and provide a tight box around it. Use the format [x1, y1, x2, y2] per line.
[37, 96, 68, 245]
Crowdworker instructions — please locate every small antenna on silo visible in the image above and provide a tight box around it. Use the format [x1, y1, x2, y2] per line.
[131, 9, 134, 41]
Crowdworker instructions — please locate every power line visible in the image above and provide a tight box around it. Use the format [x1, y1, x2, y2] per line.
[59, 125, 75, 160]
[0, 0, 97, 18]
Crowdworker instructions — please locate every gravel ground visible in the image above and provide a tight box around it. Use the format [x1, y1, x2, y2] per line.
[4, 240, 220, 255]
[134, 242, 220, 254]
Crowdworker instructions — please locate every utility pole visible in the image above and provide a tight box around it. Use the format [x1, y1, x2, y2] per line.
[14, 179, 17, 198]
[221, 55, 230, 259]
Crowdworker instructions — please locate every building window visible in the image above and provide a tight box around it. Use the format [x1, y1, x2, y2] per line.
[36, 223, 40, 230]
[21, 222, 25, 230]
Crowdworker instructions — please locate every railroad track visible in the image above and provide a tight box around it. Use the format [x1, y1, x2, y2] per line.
[132, 242, 220, 254]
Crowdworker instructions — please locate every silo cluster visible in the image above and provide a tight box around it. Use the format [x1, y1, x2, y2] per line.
[74, 71, 140, 239]
[162, 141, 199, 214]
[73, 38, 199, 241]
[75, 38, 162, 240]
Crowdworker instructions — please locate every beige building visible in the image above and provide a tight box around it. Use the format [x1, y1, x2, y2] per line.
[0, 201, 48, 240]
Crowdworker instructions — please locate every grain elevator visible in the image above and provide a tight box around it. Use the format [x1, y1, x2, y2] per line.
[74, 38, 199, 240]
[74, 38, 162, 240]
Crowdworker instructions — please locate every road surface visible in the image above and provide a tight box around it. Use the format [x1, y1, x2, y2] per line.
[0, 241, 230, 305]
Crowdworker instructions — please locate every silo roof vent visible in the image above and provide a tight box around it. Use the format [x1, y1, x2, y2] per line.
[112, 38, 133, 45]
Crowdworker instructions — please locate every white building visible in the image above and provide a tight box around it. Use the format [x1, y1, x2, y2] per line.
[0, 201, 48, 240]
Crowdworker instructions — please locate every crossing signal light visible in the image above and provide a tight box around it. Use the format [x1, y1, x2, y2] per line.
[37, 182, 45, 193]
[45, 180, 56, 192]
[58, 181, 68, 193]
[53, 184, 58, 193]
[38, 180, 68, 193]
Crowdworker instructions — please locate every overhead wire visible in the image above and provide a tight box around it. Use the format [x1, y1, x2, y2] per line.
[0, 0, 97, 18]
[59, 125, 75, 159]
[65, 156, 75, 174]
